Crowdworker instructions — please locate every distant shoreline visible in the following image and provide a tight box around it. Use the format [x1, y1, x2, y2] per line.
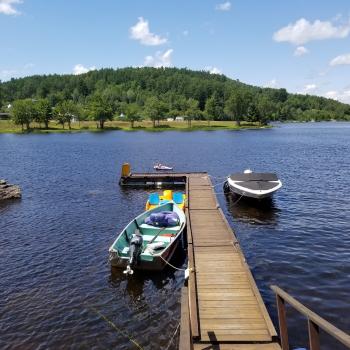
[0, 120, 271, 134]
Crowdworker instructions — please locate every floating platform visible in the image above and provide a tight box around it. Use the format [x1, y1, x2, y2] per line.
[119, 172, 189, 187]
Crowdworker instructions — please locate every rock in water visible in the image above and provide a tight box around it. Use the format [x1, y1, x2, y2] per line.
[0, 179, 21, 200]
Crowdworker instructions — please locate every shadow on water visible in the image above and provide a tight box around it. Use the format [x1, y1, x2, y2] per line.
[109, 241, 187, 300]
[0, 199, 22, 214]
[224, 193, 280, 226]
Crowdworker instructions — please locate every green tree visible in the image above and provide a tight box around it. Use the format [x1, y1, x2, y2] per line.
[224, 90, 250, 126]
[11, 99, 36, 131]
[185, 98, 200, 127]
[204, 96, 215, 126]
[143, 97, 168, 127]
[54, 100, 79, 129]
[204, 92, 224, 124]
[0, 80, 3, 108]
[35, 98, 52, 129]
[246, 103, 259, 123]
[256, 96, 275, 125]
[88, 94, 114, 129]
[122, 102, 142, 128]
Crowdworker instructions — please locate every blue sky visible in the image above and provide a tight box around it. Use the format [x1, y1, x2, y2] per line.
[1, 0, 350, 103]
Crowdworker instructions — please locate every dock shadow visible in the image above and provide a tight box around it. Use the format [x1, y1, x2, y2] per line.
[200, 331, 220, 350]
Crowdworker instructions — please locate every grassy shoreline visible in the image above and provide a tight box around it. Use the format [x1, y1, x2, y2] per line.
[0, 120, 269, 134]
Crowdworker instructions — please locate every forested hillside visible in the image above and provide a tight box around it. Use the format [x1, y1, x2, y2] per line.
[1, 67, 349, 130]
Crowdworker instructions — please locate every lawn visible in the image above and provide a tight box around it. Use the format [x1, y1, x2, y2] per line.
[0, 119, 268, 133]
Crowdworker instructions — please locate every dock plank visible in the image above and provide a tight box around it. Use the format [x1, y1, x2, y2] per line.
[194, 343, 281, 349]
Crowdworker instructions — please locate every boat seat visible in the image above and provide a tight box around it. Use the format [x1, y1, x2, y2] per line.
[142, 234, 174, 243]
[139, 223, 179, 232]
[148, 193, 160, 205]
[172, 192, 183, 204]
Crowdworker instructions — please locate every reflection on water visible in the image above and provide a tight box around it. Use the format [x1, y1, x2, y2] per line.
[1, 124, 350, 349]
[224, 193, 280, 225]
[109, 243, 187, 301]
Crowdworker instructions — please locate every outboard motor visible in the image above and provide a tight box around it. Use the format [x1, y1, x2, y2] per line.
[123, 230, 143, 275]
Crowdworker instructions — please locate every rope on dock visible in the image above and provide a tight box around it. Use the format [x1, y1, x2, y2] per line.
[87, 305, 144, 350]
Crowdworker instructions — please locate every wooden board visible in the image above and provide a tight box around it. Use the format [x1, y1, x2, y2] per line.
[193, 343, 282, 350]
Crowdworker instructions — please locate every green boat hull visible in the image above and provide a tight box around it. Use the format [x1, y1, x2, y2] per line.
[109, 202, 186, 271]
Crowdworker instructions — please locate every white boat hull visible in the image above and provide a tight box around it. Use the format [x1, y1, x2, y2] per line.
[226, 172, 282, 200]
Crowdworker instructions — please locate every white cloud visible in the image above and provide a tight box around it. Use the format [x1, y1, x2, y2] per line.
[73, 64, 96, 75]
[130, 17, 167, 46]
[0, 62, 34, 81]
[205, 66, 222, 74]
[143, 49, 173, 68]
[264, 79, 278, 88]
[324, 91, 338, 99]
[304, 84, 317, 92]
[0, 0, 22, 15]
[324, 90, 350, 103]
[215, 1, 231, 11]
[294, 46, 309, 56]
[0, 69, 18, 80]
[273, 18, 350, 45]
[23, 62, 34, 69]
[329, 53, 350, 66]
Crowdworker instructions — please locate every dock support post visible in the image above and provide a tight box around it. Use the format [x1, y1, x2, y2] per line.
[276, 294, 289, 350]
[308, 319, 320, 350]
[179, 286, 193, 350]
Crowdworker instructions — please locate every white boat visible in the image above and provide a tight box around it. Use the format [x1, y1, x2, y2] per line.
[153, 163, 173, 170]
[226, 169, 282, 200]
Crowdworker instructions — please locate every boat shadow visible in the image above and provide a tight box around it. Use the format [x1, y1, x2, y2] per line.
[224, 193, 280, 226]
[109, 241, 187, 301]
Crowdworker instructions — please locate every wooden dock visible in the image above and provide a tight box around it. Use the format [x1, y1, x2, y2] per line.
[120, 168, 350, 350]
[120, 170, 281, 349]
[182, 173, 280, 349]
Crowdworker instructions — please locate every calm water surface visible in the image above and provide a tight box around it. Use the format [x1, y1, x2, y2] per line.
[0, 123, 349, 349]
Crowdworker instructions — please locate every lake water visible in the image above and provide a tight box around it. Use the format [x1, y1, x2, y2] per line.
[0, 123, 349, 349]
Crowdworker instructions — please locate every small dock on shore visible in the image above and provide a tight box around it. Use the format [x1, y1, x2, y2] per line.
[120, 166, 350, 350]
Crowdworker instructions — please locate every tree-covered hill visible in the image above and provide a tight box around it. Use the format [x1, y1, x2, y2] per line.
[1, 67, 349, 130]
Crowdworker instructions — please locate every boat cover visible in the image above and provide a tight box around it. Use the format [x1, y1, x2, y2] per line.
[229, 173, 279, 182]
[145, 211, 180, 227]
[235, 181, 279, 191]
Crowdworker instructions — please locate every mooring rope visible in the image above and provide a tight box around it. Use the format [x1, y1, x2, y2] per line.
[87, 305, 144, 350]
[230, 193, 244, 206]
[211, 179, 227, 187]
[164, 322, 181, 350]
[158, 254, 188, 272]
[207, 174, 229, 180]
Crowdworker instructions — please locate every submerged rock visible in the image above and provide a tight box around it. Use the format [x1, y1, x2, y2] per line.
[0, 179, 21, 200]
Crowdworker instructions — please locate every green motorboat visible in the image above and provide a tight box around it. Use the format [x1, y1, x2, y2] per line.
[109, 202, 186, 274]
